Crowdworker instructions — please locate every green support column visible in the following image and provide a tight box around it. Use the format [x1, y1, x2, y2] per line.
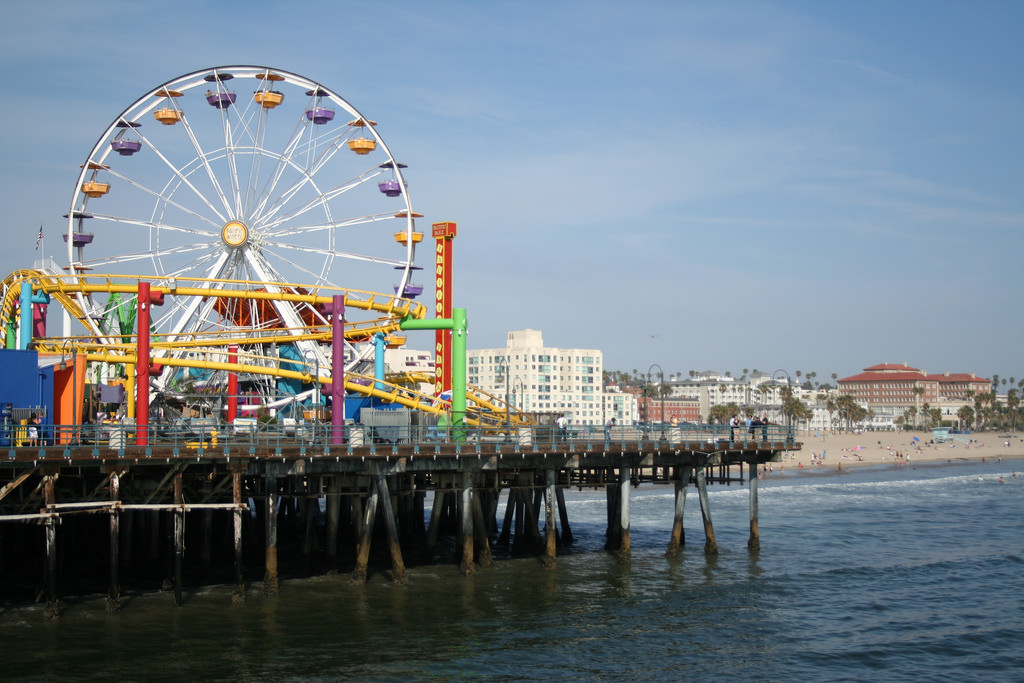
[401, 307, 469, 440]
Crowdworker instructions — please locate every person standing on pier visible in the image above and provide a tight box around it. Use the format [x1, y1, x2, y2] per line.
[557, 414, 567, 441]
[605, 416, 615, 442]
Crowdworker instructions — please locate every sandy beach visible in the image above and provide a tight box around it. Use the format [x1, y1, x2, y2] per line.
[769, 430, 1024, 474]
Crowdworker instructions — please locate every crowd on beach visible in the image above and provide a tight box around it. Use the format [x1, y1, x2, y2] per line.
[760, 430, 1024, 476]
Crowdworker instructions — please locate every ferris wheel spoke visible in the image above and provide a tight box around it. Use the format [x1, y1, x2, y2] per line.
[216, 104, 245, 218]
[262, 212, 398, 240]
[86, 212, 217, 240]
[159, 250, 234, 342]
[262, 240, 407, 269]
[135, 117, 232, 223]
[255, 164, 379, 231]
[255, 244, 337, 285]
[99, 166, 225, 232]
[81, 241, 216, 270]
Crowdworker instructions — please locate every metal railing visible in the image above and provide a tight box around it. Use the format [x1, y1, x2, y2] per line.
[3, 420, 796, 457]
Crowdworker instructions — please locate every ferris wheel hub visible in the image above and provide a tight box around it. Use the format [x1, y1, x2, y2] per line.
[221, 220, 248, 248]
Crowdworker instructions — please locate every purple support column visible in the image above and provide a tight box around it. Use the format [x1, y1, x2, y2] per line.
[330, 294, 345, 445]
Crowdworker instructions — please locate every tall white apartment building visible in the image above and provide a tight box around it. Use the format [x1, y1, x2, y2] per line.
[466, 329, 617, 426]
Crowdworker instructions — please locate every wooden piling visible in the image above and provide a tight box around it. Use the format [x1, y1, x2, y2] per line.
[232, 469, 245, 603]
[666, 464, 692, 558]
[43, 473, 59, 620]
[375, 475, 407, 583]
[458, 471, 474, 575]
[542, 469, 557, 568]
[696, 466, 719, 555]
[107, 471, 121, 613]
[351, 479, 378, 584]
[173, 470, 184, 606]
[555, 485, 573, 545]
[325, 476, 340, 571]
[747, 462, 760, 551]
[618, 466, 631, 562]
[264, 469, 279, 596]
[470, 490, 493, 568]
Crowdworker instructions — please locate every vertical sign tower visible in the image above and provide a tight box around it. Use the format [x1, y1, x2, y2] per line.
[431, 221, 457, 396]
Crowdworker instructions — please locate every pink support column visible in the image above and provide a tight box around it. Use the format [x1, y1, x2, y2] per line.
[136, 281, 152, 446]
[330, 294, 345, 445]
[32, 303, 48, 339]
[227, 344, 239, 423]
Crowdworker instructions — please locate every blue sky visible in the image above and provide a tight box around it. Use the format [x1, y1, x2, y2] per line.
[1, 0, 1021, 384]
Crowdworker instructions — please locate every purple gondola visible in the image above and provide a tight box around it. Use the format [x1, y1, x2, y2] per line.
[378, 179, 403, 197]
[306, 107, 335, 124]
[111, 140, 141, 156]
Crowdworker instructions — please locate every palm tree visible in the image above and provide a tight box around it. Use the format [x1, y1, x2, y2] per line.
[1008, 389, 1020, 432]
[957, 405, 974, 430]
[912, 386, 925, 428]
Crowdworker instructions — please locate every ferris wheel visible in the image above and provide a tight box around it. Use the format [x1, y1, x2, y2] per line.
[66, 66, 422, 396]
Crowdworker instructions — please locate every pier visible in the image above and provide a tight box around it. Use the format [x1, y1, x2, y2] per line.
[0, 423, 798, 617]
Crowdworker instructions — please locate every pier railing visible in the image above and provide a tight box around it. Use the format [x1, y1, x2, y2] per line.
[3, 420, 796, 458]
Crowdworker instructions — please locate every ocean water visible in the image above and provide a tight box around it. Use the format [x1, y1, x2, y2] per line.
[2, 460, 1022, 682]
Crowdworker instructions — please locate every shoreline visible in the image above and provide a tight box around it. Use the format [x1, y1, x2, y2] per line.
[759, 430, 1024, 479]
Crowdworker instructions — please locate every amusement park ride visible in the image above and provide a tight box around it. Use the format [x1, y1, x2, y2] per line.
[0, 66, 530, 445]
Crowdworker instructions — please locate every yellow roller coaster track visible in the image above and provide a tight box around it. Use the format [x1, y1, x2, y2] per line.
[0, 270, 428, 340]
[5, 271, 532, 428]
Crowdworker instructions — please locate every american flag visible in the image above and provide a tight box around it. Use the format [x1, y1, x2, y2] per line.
[34, 225, 43, 250]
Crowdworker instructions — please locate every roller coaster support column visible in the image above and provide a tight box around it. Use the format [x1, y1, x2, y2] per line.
[325, 296, 345, 445]
[19, 283, 31, 350]
[18, 283, 49, 350]
[227, 345, 239, 423]
[134, 282, 164, 447]
[401, 307, 468, 439]
[373, 333, 387, 391]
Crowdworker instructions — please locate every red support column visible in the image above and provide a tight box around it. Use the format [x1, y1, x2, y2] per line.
[134, 282, 164, 447]
[227, 344, 239, 423]
[136, 282, 151, 446]
[431, 221, 457, 398]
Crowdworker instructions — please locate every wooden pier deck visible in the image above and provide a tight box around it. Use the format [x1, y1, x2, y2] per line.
[0, 432, 800, 618]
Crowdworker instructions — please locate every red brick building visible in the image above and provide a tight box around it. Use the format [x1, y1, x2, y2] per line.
[837, 362, 990, 407]
[638, 396, 700, 424]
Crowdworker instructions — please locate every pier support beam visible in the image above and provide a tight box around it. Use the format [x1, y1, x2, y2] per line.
[667, 464, 692, 558]
[542, 469, 557, 568]
[555, 485, 573, 545]
[107, 471, 121, 613]
[425, 490, 445, 556]
[325, 477, 340, 572]
[747, 462, 760, 551]
[376, 475, 407, 584]
[173, 469, 184, 606]
[351, 480, 379, 584]
[471, 490, 493, 568]
[618, 466, 631, 562]
[264, 469, 279, 596]
[458, 471, 475, 575]
[232, 469, 245, 603]
[696, 466, 719, 555]
[43, 473, 59, 620]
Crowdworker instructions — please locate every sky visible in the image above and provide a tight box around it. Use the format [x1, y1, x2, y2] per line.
[1, 0, 1022, 385]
